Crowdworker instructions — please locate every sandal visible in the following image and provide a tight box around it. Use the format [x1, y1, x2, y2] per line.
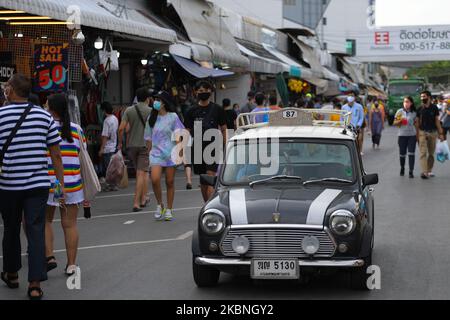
[65, 265, 78, 276]
[27, 287, 43, 300]
[46, 256, 57, 272]
[1, 272, 19, 289]
[140, 199, 150, 208]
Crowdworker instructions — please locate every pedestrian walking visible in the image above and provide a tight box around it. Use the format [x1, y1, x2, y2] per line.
[269, 95, 281, 110]
[44, 93, 86, 276]
[393, 96, 418, 178]
[98, 101, 119, 191]
[118, 87, 153, 211]
[342, 92, 365, 155]
[184, 81, 227, 202]
[369, 101, 384, 149]
[0, 74, 65, 300]
[240, 91, 256, 113]
[251, 92, 270, 123]
[440, 101, 450, 138]
[222, 98, 237, 130]
[415, 90, 446, 179]
[144, 91, 185, 221]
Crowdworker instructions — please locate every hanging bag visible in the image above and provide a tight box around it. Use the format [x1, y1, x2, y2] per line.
[99, 40, 119, 71]
[76, 126, 101, 201]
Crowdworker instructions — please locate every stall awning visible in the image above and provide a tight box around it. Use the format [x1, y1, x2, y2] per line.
[262, 44, 328, 91]
[237, 43, 285, 74]
[170, 42, 213, 63]
[172, 54, 234, 78]
[339, 57, 366, 85]
[0, 0, 177, 43]
[167, 0, 248, 68]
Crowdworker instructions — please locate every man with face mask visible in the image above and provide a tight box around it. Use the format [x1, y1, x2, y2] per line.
[184, 81, 227, 202]
[415, 90, 445, 179]
[342, 92, 365, 154]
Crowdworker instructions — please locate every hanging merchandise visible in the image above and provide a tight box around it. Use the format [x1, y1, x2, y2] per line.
[288, 79, 311, 94]
[99, 40, 119, 72]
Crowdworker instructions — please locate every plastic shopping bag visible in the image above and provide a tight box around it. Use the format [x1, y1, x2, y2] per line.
[436, 140, 450, 163]
[106, 151, 125, 185]
[119, 165, 129, 189]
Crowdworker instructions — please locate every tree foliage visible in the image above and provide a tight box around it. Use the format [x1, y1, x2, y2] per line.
[407, 61, 450, 78]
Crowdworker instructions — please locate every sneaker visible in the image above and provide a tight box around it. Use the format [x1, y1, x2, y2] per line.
[400, 168, 405, 176]
[154, 205, 165, 220]
[165, 209, 173, 221]
[428, 172, 435, 177]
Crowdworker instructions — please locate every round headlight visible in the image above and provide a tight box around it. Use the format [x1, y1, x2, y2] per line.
[330, 210, 356, 236]
[302, 235, 320, 255]
[201, 209, 225, 235]
[231, 236, 250, 255]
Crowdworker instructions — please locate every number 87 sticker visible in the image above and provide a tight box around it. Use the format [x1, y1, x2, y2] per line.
[282, 110, 298, 119]
[39, 65, 67, 90]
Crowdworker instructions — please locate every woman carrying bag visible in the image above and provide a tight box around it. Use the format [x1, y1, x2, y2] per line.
[45, 94, 99, 276]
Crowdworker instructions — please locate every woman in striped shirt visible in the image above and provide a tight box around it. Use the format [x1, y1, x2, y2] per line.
[44, 94, 85, 276]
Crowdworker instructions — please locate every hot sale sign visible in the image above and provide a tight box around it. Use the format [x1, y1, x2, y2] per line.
[34, 43, 69, 92]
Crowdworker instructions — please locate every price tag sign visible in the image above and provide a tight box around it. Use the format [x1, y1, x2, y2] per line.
[34, 43, 69, 92]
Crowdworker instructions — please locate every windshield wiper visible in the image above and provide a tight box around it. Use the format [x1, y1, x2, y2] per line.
[249, 175, 303, 187]
[302, 178, 353, 186]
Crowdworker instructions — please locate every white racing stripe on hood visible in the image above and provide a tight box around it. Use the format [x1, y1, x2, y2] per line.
[306, 189, 342, 225]
[229, 189, 248, 224]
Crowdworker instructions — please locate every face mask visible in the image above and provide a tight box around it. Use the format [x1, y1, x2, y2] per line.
[421, 98, 428, 104]
[153, 101, 162, 111]
[198, 92, 211, 101]
[347, 96, 355, 103]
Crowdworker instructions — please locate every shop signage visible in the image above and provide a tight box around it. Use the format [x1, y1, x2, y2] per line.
[34, 43, 69, 92]
[0, 64, 15, 82]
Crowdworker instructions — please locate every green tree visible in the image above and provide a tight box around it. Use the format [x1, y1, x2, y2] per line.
[407, 61, 450, 79]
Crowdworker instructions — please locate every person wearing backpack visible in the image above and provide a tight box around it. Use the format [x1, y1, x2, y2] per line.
[118, 88, 153, 211]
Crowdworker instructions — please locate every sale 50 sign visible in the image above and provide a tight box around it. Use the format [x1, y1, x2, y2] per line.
[34, 43, 69, 92]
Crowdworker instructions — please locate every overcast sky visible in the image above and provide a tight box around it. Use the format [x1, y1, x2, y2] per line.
[376, 0, 450, 26]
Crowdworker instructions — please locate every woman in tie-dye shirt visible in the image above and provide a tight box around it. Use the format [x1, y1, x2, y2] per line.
[144, 91, 185, 222]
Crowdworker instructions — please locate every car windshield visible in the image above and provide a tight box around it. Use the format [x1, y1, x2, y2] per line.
[222, 139, 355, 184]
[389, 83, 423, 96]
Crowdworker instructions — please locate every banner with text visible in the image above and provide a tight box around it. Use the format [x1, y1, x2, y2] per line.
[34, 43, 69, 92]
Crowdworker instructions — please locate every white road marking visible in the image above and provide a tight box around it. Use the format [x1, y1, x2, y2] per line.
[0, 206, 202, 227]
[123, 220, 135, 225]
[0, 230, 194, 259]
[96, 188, 200, 199]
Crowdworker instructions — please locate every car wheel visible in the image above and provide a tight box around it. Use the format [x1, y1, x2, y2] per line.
[349, 254, 372, 290]
[193, 257, 220, 287]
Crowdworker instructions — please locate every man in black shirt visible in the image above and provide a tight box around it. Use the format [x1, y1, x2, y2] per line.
[222, 98, 237, 130]
[415, 90, 445, 179]
[184, 81, 227, 201]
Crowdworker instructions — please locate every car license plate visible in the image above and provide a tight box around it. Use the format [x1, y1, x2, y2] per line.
[251, 259, 299, 279]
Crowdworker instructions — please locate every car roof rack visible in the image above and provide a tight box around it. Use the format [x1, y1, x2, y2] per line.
[236, 108, 353, 132]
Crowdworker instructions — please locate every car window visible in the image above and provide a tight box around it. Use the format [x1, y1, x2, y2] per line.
[222, 139, 354, 184]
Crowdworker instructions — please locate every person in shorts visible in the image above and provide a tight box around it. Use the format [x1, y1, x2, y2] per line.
[118, 87, 152, 211]
[184, 81, 227, 202]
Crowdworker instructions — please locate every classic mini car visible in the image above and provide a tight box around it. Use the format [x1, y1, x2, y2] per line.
[192, 108, 378, 290]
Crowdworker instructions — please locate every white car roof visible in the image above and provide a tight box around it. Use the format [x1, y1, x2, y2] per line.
[231, 125, 356, 141]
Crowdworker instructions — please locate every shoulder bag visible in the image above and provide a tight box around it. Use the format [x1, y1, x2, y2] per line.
[76, 126, 101, 201]
[0, 104, 33, 174]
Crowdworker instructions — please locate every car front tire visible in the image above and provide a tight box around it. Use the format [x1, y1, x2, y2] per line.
[349, 254, 372, 290]
[193, 257, 220, 287]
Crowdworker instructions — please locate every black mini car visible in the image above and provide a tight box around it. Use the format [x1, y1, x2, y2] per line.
[192, 109, 379, 289]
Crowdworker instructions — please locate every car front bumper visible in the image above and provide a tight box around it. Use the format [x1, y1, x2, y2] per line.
[195, 257, 365, 268]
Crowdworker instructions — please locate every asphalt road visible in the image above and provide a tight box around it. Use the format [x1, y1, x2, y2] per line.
[1, 126, 450, 300]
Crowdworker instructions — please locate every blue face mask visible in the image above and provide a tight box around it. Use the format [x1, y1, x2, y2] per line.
[153, 101, 162, 111]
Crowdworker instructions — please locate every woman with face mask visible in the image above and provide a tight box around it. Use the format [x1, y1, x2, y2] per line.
[393, 96, 418, 178]
[369, 101, 384, 149]
[144, 91, 185, 221]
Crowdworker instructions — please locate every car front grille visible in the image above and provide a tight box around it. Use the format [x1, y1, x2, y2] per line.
[220, 227, 336, 258]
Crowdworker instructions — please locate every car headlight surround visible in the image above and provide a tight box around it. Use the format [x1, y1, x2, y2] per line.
[200, 209, 226, 235]
[329, 210, 356, 236]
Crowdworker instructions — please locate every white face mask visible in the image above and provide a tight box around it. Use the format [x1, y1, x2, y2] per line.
[347, 96, 355, 103]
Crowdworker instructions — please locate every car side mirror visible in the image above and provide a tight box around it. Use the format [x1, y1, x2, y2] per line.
[363, 173, 378, 186]
[200, 174, 217, 187]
